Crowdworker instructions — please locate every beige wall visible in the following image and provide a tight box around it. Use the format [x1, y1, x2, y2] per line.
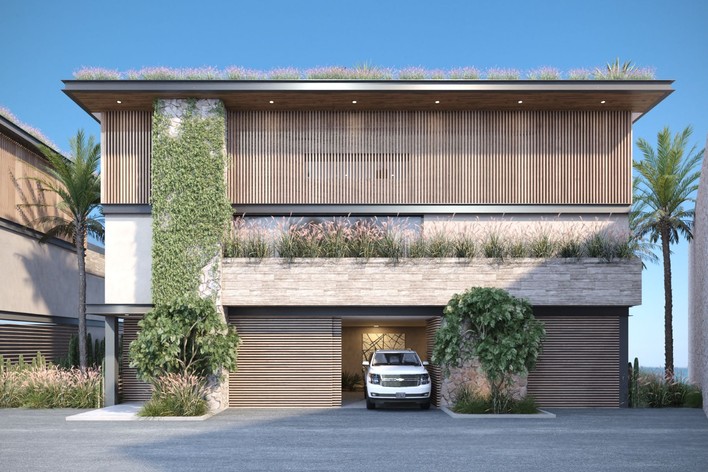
[105, 214, 152, 304]
[423, 214, 630, 240]
[341, 326, 427, 376]
[222, 258, 642, 307]
[0, 225, 104, 318]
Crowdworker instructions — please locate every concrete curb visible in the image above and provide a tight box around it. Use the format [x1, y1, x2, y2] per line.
[440, 406, 556, 419]
[65, 403, 224, 422]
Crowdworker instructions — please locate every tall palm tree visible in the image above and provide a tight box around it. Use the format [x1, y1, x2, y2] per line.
[22, 129, 104, 371]
[633, 126, 703, 379]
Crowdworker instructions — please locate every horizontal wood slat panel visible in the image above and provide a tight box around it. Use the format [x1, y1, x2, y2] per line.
[102, 111, 151, 204]
[0, 322, 77, 363]
[527, 315, 620, 407]
[229, 316, 341, 407]
[227, 110, 631, 205]
[0, 133, 61, 228]
[426, 317, 442, 407]
[120, 317, 152, 402]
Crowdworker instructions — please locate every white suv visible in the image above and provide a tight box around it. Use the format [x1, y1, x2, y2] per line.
[362, 349, 432, 410]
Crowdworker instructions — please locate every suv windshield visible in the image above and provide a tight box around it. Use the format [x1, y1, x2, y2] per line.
[371, 352, 421, 366]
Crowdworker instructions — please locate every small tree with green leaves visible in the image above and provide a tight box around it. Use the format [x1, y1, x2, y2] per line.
[129, 297, 240, 382]
[432, 287, 545, 413]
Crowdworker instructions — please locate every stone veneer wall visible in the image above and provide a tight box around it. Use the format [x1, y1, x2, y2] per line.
[222, 258, 642, 307]
[689, 134, 708, 417]
[438, 359, 527, 407]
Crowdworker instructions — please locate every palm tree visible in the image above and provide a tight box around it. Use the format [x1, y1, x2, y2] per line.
[22, 129, 104, 371]
[633, 126, 703, 379]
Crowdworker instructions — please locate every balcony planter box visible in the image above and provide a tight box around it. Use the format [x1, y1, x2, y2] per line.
[221, 258, 641, 307]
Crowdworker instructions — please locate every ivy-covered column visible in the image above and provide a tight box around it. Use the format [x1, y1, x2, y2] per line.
[151, 98, 232, 410]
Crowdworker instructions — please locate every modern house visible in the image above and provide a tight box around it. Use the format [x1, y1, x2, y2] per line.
[0, 110, 105, 363]
[64, 77, 673, 408]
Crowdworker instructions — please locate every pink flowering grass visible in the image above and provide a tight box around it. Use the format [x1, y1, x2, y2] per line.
[448, 67, 481, 80]
[527, 66, 561, 80]
[225, 66, 266, 80]
[0, 354, 102, 408]
[0, 106, 61, 151]
[73, 67, 121, 80]
[139, 372, 208, 417]
[485, 68, 521, 80]
[268, 67, 302, 80]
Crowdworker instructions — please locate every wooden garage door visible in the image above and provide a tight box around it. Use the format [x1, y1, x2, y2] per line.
[426, 317, 442, 407]
[229, 316, 342, 407]
[527, 315, 620, 407]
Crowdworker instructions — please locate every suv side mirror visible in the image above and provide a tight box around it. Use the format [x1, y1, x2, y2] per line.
[422, 361, 429, 366]
[362, 361, 370, 367]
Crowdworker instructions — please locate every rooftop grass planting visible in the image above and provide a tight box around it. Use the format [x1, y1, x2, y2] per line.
[73, 60, 657, 81]
[0, 105, 60, 151]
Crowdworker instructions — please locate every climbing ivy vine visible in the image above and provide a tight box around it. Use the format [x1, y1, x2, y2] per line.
[151, 99, 232, 305]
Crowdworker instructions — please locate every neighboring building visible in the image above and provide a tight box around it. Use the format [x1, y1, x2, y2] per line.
[64, 78, 673, 408]
[0, 111, 105, 363]
[689, 134, 708, 418]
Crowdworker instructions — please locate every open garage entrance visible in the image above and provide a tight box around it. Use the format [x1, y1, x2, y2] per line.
[227, 307, 441, 408]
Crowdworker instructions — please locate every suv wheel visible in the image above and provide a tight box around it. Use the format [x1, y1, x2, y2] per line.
[420, 401, 431, 410]
[366, 398, 376, 410]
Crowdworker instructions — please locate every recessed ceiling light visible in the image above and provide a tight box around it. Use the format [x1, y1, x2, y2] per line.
[600, 100, 606, 104]
[373, 325, 379, 328]
[352, 100, 357, 104]
[116, 100, 122, 104]
[269, 100, 274, 104]
[435, 100, 440, 104]
[517, 100, 523, 104]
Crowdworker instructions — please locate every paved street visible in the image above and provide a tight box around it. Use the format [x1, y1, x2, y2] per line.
[1, 407, 706, 471]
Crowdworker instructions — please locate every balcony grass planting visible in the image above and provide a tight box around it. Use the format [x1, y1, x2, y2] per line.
[224, 217, 637, 262]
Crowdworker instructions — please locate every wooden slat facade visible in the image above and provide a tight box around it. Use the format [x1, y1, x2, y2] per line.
[0, 132, 60, 228]
[0, 321, 77, 363]
[120, 317, 152, 402]
[228, 110, 631, 205]
[229, 316, 342, 407]
[527, 315, 621, 407]
[425, 317, 442, 407]
[101, 110, 151, 204]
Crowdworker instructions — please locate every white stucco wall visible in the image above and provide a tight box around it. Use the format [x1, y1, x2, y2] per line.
[105, 214, 152, 304]
[0, 226, 104, 317]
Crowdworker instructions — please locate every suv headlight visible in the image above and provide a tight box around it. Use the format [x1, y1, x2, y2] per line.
[369, 373, 381, 385]
[420, 373, 430, 385]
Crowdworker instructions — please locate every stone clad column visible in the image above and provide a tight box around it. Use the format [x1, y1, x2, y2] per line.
[689, 133, 708, 417]
[153, 98, 230, 411]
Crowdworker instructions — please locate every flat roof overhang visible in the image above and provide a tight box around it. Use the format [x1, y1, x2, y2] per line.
[62, 79, 674, 123]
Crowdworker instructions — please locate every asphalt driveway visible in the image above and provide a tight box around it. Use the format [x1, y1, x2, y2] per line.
[0, 407, 706, 471]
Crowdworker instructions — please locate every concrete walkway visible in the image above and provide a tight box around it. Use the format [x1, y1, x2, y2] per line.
[1, 407, 706, 471]
[65, 403, 214, 421]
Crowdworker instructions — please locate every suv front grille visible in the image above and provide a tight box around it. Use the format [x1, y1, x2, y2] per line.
[381, 374, 420, 387]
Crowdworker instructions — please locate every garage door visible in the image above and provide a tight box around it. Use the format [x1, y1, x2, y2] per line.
[229, 316, 342, 407]
[527, 315, 621, 407]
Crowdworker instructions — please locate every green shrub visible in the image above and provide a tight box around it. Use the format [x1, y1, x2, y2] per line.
[432, 287, 545, 413]
[139, 373, 208, 417]
[684, 391, 703, 408]
[482, 233, 507, 259]
[637, 371, 703, 408]
[453, 387, 540, 414]
[453, 235, 477, 258]
[341, 371, 362, 391]
[129, 296, 240, 382]
[559, 238, 584, 258]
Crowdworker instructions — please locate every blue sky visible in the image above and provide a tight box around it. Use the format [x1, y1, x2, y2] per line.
[1, 0, 706, 368]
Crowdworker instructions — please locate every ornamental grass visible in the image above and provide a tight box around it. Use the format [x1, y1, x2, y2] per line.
[0, 354, 102, 409]
[139, 373, 208, 417]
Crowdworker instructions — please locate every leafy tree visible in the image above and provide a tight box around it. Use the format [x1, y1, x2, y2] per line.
[633, 126, 704, 379]
[432, 287, 545, 413]
[129, 296, 240, 382]
[21, 130, 103, 371]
